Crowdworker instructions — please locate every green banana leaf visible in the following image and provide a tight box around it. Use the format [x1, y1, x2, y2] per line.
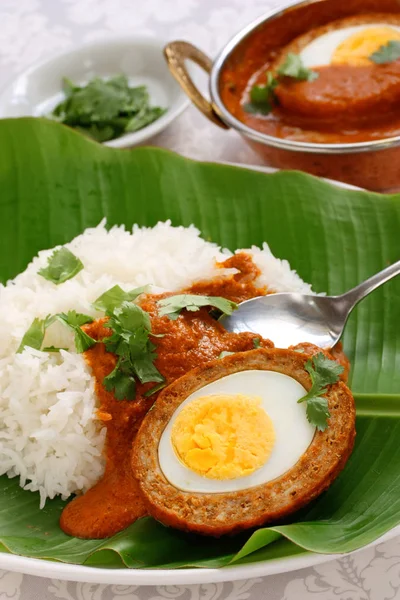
[0, 117, 399, 570]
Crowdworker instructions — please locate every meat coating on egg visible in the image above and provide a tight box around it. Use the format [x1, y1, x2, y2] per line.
[132, 348, 356, 536]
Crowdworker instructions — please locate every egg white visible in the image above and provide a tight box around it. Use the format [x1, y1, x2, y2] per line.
[158, 370, 315, 493]
[299, 24, 400, 68]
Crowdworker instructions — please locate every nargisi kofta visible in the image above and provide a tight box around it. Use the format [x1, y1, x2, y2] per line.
[133, 348, 356, 536]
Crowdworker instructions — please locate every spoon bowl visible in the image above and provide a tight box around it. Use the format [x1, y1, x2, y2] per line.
[221, 260, 400, 348]
[221, 293, 345, 349]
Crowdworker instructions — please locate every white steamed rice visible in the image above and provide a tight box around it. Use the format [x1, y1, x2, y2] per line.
[0, 220, 314, 507]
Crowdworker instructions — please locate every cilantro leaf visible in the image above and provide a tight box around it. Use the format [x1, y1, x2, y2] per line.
[17, 315, 59, 353]
[18, 311, 95, 354]
[250, 83, 273, 104]
[306, 352, 344, 387]
[143, 381, 167, 398]
[126, 326, 151, 359]
[56, 76, 131, 123]
[58, 310, 93, 327]
[43, 346, 68, 352]
[244, 53, 318, 116]
[125, 106, 166, 132]
[278, 53, 319, 81]
[370, 40, 400, 64]
[306, 396, 331, 432]
[62, 77, 77, 98]
[73, 328, 98, 353]
[110, 302, 151, 332]
[17, 318, 47, 353]
[253, 337, 261, 349]
[92, 284, 150, 314]
[298, 352, 344, 431]
[50, 75, 166, 143]
[38, 247, 83, 285]
[101, 301, 164, 400]
[56, 311, 96, 353]
[244, 72, 278, 115]
[107, 301, 151, 346]
[133, 356, 165, 384]
[104, 362, 136, 401]
[243, 102, 268, 115]
[158, 294, 238, 320]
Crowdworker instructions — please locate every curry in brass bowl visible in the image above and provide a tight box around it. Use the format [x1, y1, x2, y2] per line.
[165, 0, 400, 191]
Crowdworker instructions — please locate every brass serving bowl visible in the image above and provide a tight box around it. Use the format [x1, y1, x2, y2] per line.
[165, 0, 400, 192]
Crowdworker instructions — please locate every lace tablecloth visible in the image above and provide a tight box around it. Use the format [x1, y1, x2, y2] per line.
[1, 0, 399, 598]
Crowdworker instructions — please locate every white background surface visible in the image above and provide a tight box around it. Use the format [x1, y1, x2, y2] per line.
[1, 0, 399, 598]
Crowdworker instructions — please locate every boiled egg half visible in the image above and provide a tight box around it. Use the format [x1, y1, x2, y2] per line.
[158, 370, 315, 493]
[299, 24, 400, 68]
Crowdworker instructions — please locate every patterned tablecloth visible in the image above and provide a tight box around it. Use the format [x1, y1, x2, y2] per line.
[0, 0, 399, 598]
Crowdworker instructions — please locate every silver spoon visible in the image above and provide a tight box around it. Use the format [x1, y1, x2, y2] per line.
[221, 260, 400, 349]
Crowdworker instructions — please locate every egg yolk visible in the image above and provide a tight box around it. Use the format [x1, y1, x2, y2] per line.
[331, 26, 400, 66]
[171, 394, 275, 479]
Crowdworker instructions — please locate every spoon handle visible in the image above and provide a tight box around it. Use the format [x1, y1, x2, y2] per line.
[338, 259, 400, 312]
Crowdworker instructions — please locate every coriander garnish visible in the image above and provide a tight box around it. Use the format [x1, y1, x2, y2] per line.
[157, 294, 238, 321]
[102, 301, 164, 401]
[243, 72, 278, 115]
[17, 290, 163, 401]
[17, 318, 48, 353]
[297, 353, 344, 431]
[18, 311, 96, 354]
[244, 53, 318, 116]
[42, 346, 68, 352]
[38, 247, 83, 285]
[277, 53, 319, 81]
[369, 40, 400, 64]
[143, 381, 167, 398]
[55, 311, 96, 353]
[92, 284, 150, 313]
[51, 75, 166, 143]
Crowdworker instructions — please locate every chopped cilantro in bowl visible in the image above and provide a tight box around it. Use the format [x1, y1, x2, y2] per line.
[49, 75, 166, 143]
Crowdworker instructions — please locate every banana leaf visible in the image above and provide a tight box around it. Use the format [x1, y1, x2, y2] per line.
[0, 118, 399, 569]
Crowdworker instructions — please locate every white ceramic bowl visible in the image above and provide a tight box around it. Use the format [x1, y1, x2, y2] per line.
[0, 35, 189, 148]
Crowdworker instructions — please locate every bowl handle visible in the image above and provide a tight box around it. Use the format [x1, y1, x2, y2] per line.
[164, 41, 229, 129]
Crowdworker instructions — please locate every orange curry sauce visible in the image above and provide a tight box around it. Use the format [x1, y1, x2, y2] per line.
[60, 253, 349, 539]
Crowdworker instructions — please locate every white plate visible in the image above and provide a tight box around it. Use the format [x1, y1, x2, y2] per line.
[1, 527, 399, 585]
[0, 35, 189, 148]
[0, 164, 398, 584]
